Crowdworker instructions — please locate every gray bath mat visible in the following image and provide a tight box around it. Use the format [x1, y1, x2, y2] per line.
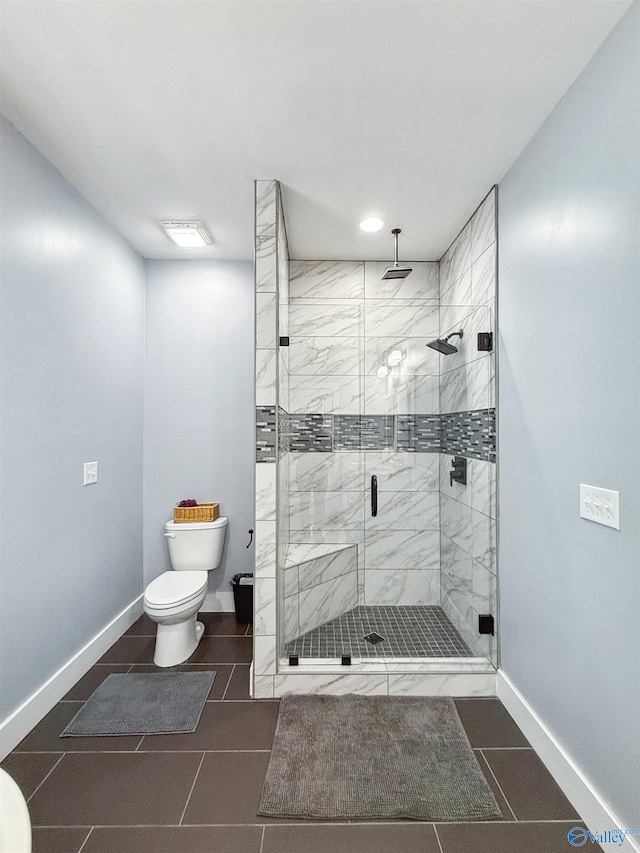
[258, 694, 502, 821]
[61, 671, 215, 737]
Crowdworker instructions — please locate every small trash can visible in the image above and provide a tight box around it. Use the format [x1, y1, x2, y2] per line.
[231, 573, 253, 624]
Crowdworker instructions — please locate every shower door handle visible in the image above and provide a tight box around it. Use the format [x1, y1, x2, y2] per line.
[371, 475, 378, 517]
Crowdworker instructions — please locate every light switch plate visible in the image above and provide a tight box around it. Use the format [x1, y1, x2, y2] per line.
[84, 461, 98, 485]
[580, 484, 619, 530]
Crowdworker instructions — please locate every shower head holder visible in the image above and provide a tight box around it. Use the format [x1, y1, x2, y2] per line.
[443, 329, 464, 343]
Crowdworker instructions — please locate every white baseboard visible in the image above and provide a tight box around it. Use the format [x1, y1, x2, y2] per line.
[0, 595, 143, 760]
[498, 670, 640, 852]
[201, 591, 234, 612]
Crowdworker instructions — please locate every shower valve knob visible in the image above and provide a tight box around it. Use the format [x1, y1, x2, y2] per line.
[450, 456, 467, 486]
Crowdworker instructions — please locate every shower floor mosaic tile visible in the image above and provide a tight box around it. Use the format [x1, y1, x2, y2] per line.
[284, 604, 473, 659]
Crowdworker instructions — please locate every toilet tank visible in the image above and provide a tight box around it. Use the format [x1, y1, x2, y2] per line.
[165, 517, 228, 571]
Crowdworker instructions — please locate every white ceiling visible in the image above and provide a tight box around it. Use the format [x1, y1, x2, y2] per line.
[0, 0, 631, 261]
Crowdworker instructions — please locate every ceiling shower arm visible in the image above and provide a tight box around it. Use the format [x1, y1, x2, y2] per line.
[391, 228, 401, 267]
[381, 229, 412, 280]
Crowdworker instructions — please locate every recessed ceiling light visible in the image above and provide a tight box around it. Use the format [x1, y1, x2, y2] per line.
[359, 217, 384, 233]
[161, 221, 213, 248]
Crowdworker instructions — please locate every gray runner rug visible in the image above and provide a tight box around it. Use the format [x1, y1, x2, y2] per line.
[258, 694, 502, 821]
[61, 671, 215, 736]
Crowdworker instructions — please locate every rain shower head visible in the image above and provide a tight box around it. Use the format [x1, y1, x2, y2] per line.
[382, 228, 412, 280]
[427, 329, 464, 355]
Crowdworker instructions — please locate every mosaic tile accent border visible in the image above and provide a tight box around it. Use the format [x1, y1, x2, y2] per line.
[396, 414, 441, 452]
[256, 406, 277, 462]
[257, 408, 495, 460]
[334, 414, 394, 451]
[441, 408, 496, 462]
[277, 406, 289, 458]
[288, 413, 333, 452]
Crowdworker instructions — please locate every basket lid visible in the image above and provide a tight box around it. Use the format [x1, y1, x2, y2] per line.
[166, 516, 227, 531]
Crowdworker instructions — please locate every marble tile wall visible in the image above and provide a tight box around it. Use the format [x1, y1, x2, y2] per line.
[276, 197, 290, 639]
[287, 259, 442, 615]
[253, 180, 288, 698]
[284, 544, 359, 643]
[264, 670, 496, 698]
[438, 188, 497, 665]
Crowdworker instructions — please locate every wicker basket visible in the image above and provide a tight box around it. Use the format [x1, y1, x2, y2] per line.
[173, 503, 220, 524]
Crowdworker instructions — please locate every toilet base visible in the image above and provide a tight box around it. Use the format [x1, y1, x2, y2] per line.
[153, 616, 205, 668]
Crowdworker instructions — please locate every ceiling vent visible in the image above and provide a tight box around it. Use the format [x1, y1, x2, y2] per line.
[160, 221, 213, 248]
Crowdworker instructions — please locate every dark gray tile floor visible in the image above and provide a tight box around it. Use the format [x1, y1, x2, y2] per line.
[1, 612, 599, 853]
[285, 604, 473, 658]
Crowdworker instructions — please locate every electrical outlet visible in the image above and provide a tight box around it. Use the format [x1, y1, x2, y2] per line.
[83, 461, 98, 485]
[580, 484, 619, 530]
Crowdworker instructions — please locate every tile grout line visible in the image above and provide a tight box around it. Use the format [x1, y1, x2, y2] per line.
[15, 748, 273, 755]
[206, 698, 257, 703]
[206, 697, 266, 703]
[178, 752, 206, 826]
[30, 820, 585, 829]
[433, 823, 445, 853]
[475, 746, 533, 751]
[221, 664, 236, 700]
[130, 749, 274, 754]
[259, 824, 266, 853]
[134, 736, 145, 752]
[26, 754, 65, 803]
[479, 748, 518, 821]
[77, 827, 93, 853]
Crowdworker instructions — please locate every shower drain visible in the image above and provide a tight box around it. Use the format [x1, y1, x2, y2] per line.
[363, 631, 385, 645]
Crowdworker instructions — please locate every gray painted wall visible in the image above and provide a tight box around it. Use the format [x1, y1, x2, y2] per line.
[498, 0, 639, 827]
[143, 260, 255, 595]
[0, 116, 145, 719]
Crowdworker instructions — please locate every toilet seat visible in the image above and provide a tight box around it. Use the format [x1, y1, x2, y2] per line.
[144, 570, 208, 610]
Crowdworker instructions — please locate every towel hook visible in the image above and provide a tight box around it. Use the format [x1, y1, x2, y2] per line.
[246, 529, 254, 548]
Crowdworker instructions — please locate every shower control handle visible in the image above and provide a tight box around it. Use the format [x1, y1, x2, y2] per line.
[371, 475, 378, 517]
[449, 456, 468, 487]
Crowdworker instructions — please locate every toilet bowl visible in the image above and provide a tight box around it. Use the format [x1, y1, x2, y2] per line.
[144, 516, 228, 667]
[0, 768, 31, 853]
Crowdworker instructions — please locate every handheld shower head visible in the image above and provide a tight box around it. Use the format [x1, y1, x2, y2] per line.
[426, 329, 464, 355]
[382, 228, 412, 280]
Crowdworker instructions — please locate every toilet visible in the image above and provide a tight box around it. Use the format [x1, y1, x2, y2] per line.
[144, 516, 228, 667]
[0, 768, 31, 853]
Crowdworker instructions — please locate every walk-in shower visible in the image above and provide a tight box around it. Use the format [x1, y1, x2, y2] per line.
[252, 180, 497, 698]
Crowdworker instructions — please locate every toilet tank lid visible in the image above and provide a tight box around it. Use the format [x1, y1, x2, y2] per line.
[165, 516, 228, 531]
